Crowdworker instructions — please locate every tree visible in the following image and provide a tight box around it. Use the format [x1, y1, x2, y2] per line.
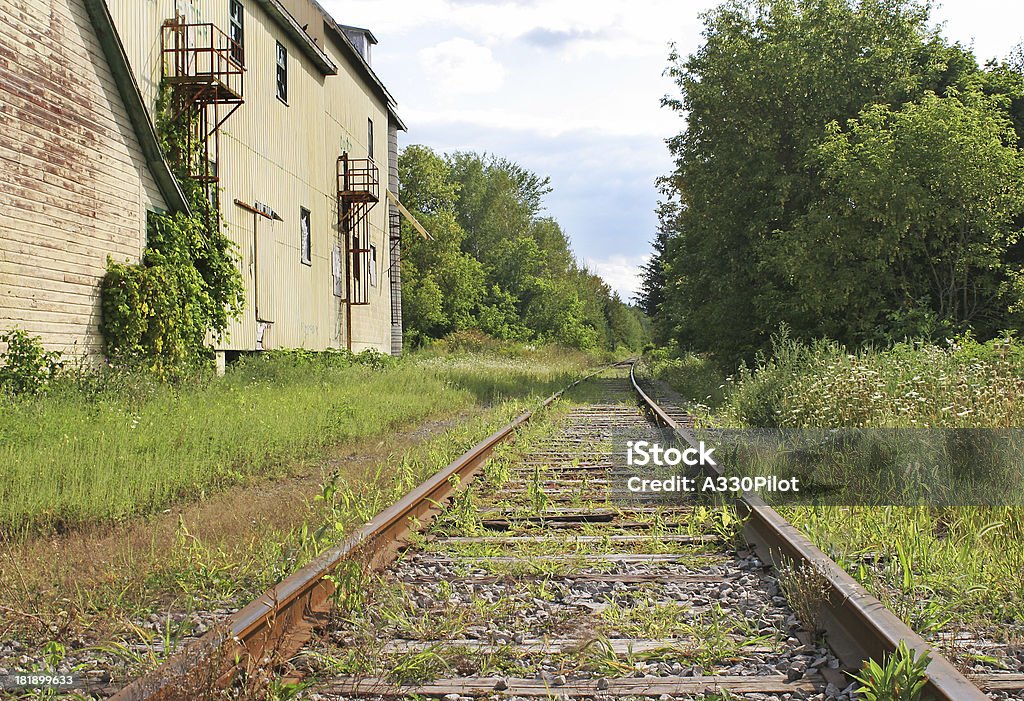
[397, 146, 650, 351]
[771, 91, 1024, 341]
[651, 0, 1015, 361]
[398, 146, 485, 342]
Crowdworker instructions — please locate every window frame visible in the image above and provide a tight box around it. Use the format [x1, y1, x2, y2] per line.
[299, 207, 311, 266]
[367, 118, 374, 161]
[229, 0, 244, 67]
[275, 41, 288, 104]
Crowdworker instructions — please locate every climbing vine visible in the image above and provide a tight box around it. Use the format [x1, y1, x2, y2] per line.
[100, 84, 244, 375]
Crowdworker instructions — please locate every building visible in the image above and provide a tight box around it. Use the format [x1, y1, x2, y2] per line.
[0, 0, 406, 359]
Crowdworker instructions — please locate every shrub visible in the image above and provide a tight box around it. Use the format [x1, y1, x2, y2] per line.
[432, 330, 503, 355]
[0, 329, 63, 396]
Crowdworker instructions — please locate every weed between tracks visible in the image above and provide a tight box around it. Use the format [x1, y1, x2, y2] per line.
[305, 375, 770, 688]
[1, 351, 598, 690]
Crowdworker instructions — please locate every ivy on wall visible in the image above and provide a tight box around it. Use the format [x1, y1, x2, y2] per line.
[100, 85, 244, 374]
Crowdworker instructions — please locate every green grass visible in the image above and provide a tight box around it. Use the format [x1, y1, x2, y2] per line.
[0, 346, 595, 535]
[644, 336, 1024, 650]
[784, 505, 1024, 631]
[648, 334, 1024, 429]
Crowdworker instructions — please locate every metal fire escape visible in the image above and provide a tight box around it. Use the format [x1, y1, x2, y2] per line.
[161, 18, 244, 201]
[337, 153, 380, 349]
[389, 209, 402, 327]
[337, 153, 380, 308]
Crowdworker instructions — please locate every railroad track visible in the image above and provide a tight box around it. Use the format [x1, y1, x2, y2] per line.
[109, 363, 1022, 701]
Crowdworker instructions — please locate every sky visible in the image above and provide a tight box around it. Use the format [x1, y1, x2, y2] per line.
[320, 1, 1024, 301]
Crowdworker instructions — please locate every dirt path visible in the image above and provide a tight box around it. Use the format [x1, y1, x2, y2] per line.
[0, 410, 473, 651]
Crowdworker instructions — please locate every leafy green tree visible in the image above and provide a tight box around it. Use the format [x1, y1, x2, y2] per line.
[398, 146, 486, 343]
[398, 146, 650, 351]
[650, 0, 1019, 361]
[606, 294, 649, 351]
[772, 91, 1024, 341]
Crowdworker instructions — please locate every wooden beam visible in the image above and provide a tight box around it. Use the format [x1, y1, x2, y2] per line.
[322, 674, 826, 697]
[387, 189, 433, 241]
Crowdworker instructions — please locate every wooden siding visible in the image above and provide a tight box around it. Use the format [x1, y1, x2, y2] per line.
[0, 0, 165, 357]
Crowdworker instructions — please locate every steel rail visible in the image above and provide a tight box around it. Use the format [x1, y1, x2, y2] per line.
[109, 363, 624, 701]
[629, 363, 988, 701]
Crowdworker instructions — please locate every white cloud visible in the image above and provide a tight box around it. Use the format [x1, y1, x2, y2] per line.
[405, 106, 674, 139]
[419, 38, 507, 95]
[585, 254, 650, 300]
[323, 1, 711, 51]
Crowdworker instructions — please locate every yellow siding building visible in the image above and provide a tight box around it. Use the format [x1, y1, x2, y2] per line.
[1, 0, 404, 358]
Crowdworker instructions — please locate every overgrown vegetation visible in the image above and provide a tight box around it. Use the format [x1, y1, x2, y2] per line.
[646, 338, 1024, 638]
[0, 345, 594, 535]
[399, 146, 649, 352]
[647, 332, 1024, 429]
[641, 0, 1024, 362]
[0, 328, 63, 396]
[100, 84, 244, 374]
[0, 397, 537, 674]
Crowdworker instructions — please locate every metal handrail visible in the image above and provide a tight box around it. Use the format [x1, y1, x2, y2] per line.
[161, 20, 245, 99]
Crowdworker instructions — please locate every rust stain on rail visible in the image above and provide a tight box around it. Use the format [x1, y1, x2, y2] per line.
[628, 364, 989, 701]
[108, 365, 619, 701]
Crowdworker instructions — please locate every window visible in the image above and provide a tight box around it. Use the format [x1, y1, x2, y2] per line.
[276, 42, 288, 103]
[299, 207, 311, 265]
[369, 244, 378, 287]
[207, 160, 219, 211]
[229, 1, 244, 66]
[367, 118, 374, 161]
[332, 246, 343, 297]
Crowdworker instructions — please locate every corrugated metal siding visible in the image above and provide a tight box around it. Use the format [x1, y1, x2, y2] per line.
[388, 120, 402, 356]
[322, 33, 392, 353]
[107, 0, 396, 353]
[0, 0, 166, 356]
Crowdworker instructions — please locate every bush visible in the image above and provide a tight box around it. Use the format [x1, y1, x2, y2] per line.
[712, 331, 1024, 428]
[0, 329, 63, 396]
[247, 348, 397, 376]
[431, 330, 504, 355]
[646, 351, 728, 409]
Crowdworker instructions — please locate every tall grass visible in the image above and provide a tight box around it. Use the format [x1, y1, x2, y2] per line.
[649, 334, 1024, 429]
[0, 346, 594, 535]
[645, 335, 1024, 636]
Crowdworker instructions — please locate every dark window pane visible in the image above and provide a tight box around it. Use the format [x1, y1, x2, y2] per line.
[276, 42, 287, 102]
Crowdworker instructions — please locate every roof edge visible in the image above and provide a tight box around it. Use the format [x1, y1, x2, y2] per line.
[338, 24, 378, 46]
[253, 0, 338, 76]
[322, 19, 406, 130]
[82, 0, 191, 216]
[305, 0, 405, 130]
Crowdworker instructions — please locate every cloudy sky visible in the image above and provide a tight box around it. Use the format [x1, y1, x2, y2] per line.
[320, 1, 1023, 300]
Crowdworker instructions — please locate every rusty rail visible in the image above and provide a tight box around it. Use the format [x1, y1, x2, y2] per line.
[628, 363, 988, 701]
[108, 364, 622, 701]
[110, 360, 987, 700]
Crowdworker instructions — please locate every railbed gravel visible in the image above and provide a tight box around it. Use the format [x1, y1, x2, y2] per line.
[309, 545, 854, 700]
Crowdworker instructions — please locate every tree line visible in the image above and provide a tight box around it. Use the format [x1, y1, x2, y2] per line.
[398, 146, 649, 351]
[640, 0, 1024, 363]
